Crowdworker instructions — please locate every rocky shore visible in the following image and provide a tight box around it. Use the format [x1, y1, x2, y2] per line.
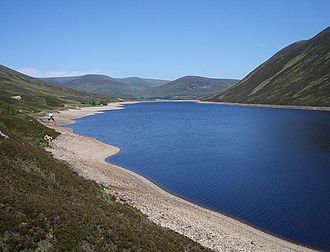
[43, 102, 315, 252]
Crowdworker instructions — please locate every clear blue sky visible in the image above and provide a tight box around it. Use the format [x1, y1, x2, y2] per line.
[1, 0, 329, 80]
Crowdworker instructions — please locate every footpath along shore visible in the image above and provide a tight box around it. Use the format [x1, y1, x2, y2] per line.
[43, 102, 316, 252]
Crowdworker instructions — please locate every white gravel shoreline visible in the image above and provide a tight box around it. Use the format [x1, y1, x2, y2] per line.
[43, 102, 316, 252]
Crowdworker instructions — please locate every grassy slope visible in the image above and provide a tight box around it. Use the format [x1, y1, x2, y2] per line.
[208, 27, 330, 107]
[0, 66, 210, 251]
[0, 65, 116, 114]
[0, 116, 209, 251]
[144, 76, 239, 99]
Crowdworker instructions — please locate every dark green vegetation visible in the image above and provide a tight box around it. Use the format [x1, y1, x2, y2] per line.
[144, 76, 238, 99]
[0, 65, 116, 115]
[208, 27, 330, 107]
[0, 116, 210, 251]
[42, 74, 238, 99]
[42, 75, 170, 98]
[0, 65, 209, 251]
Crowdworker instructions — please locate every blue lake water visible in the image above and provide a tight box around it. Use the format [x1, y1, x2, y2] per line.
[68, 102, 330, 251]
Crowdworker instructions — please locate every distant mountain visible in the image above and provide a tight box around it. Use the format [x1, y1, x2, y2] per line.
[42, 75, 170, 98]
[208, 27, 330, 107]
[120, 77, 170, 90]
[42, 74, 143, 98]
[143, 76, 238, 99]
[0, 65, 109, 113]
[43, 75, 235, 99]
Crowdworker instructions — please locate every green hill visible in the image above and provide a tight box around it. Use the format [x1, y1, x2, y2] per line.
[42, 75, 170, 98]
[0, 65, 114, 114]
[42, 74, 142, 98]
[144, 76, 238, 99]
[208, 27, 330, 107]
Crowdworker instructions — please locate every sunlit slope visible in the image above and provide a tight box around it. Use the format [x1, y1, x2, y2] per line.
[209, 27, 330, 107]
[0, 65, 113, 113]
[145, 76, 238, 99]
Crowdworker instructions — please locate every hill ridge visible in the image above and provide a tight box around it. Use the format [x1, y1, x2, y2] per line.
[208, 27, 330, 107]
[42, 74, 238, 99]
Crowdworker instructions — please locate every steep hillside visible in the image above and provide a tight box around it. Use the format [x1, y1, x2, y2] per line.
[0, 65, 112, 114]
[209, 27, 330, 107]
[0, 115, 209, 251]
[144, 76, 238, 99]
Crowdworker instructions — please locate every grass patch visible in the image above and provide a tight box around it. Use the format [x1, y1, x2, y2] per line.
[0, 114, 58, 147]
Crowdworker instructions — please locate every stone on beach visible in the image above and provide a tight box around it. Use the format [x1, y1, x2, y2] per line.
[100, 181, 110, 189]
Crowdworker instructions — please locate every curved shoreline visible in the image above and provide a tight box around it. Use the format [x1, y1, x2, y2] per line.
[44, 102, 316, 252]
